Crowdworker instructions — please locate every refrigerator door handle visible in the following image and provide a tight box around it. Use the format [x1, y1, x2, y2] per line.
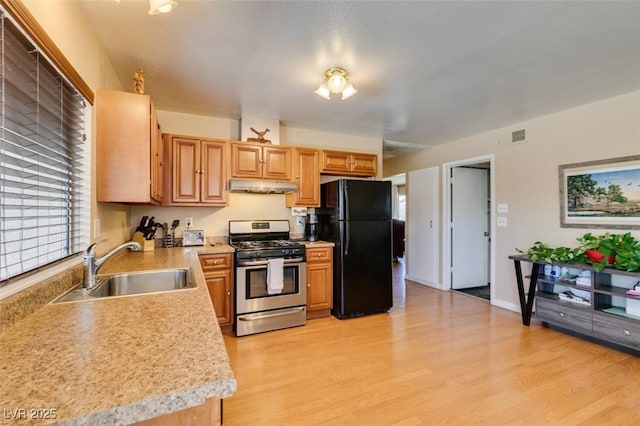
[344, 182, 349, 221]
[345, 221, 350, 255]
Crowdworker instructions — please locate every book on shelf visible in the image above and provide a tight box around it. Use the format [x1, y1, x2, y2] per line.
[558, 291, 590, 306]
[625, 289, 640, 298]
[576, 277, 591, 287]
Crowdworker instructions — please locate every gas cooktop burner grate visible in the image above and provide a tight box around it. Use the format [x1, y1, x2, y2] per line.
[230, 239, 304, 250]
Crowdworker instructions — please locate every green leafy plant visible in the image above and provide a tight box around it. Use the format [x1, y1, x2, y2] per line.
[517, 242, 584, 264]
[518, 232, 640, 272]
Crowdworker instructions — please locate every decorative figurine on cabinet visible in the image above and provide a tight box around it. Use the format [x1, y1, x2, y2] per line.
[247, 127, 271, 144]
[133, 68, 145, 94]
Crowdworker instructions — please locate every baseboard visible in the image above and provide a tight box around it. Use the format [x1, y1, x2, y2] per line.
[405, 275, 445, 290]
[491, 298, 520, 313]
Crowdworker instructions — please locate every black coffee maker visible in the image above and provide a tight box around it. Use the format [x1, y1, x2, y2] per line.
[305, 213, 319, 241]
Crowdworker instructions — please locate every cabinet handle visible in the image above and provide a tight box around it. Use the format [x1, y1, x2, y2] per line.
[159, 162, 164, 167]
[307, 283, 311, 287]
[227, 291, 231, 296]
[624, 330, 631, 336]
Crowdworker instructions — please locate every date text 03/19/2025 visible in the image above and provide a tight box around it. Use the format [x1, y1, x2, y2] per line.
[3, 408, 57, 421]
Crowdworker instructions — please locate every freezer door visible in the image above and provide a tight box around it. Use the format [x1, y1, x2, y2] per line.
[340, 180, 391, 221]
[334, 219, 392, 318]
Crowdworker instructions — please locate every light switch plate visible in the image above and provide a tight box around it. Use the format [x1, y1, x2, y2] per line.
[497, 203, 508, 214]
[497, 217, 508, 227]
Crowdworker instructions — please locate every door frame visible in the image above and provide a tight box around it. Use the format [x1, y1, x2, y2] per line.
[442, 154, 495, 301]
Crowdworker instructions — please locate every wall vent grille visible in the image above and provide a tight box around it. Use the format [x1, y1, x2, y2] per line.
[512, 129, 526, 144]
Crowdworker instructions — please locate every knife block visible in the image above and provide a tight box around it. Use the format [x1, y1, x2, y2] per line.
[132, 231, 155, 252]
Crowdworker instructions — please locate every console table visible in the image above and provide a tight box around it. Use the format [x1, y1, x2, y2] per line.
[510, 254, 640, 352]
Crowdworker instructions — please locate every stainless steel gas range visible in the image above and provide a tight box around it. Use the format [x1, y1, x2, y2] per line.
[229, 220, 307, 336]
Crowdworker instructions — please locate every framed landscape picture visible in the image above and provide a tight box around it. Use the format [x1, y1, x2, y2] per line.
[559, 155, 640, 229]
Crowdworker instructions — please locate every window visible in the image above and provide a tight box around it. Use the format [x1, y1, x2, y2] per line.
[0, 10, 89, 284]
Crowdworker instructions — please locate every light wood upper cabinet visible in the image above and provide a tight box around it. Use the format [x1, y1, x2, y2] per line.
[286, 147, 320, 207]
[231, 142, 292, 181]
[319, 149, 378, 177]
[96, 89, 163, 204]
[150, 103, 164, 203]
[165, 134, 228, 206]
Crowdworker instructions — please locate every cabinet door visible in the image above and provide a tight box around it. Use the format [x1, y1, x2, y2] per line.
[307, 262, 332, 311]
[201, 140, 228, 204]
[97, 89, 153, 203]
[172, 137, 200, 203]
[286, 148, 319, 207]
[150, 102, 164, 203]
[262, 146, 292, 180]
[205, 270, 233, 327]
[351, 153, 377, 176]
[320, 150, 352, 174]
[231, 143, 262, 178]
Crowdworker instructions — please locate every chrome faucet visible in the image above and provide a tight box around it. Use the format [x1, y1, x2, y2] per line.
[83, 241, 142, 290]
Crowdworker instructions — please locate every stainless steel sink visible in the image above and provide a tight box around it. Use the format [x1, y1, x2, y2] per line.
[54, 268, 196, 303]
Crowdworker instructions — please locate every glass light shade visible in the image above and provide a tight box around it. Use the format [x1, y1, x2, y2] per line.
[149, 0, 177, 15]
[341, 83, 357, 100]
[314, 81, 331, 100]
[328, 72, 347, 93]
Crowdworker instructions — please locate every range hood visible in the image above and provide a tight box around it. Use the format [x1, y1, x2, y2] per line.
[228, 179, 297, 194]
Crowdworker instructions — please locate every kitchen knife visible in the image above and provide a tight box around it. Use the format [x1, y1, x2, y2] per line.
[136, 215, 148, 232]
[148, 223, 163, 240]
[142, 217, 155, 239]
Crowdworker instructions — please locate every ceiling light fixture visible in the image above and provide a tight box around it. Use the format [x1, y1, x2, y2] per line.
[149, 0, 178, 15]
[315, 67, 357, 100]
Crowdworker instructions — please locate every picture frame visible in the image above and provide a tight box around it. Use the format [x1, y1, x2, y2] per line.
[559, 155, 640, 229]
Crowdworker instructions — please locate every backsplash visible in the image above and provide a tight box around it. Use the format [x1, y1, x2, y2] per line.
[0, 264, 83, 333]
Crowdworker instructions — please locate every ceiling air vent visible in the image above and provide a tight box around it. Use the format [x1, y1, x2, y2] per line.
[511, 129, 526, 144]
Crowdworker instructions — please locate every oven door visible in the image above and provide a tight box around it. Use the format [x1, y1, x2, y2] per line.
[236, 259, 307, 315]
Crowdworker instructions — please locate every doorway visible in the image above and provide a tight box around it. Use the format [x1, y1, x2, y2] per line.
[443, 156, 494, 302]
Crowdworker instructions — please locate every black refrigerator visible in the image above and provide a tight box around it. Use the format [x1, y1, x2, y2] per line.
[318, 179, 393, 319]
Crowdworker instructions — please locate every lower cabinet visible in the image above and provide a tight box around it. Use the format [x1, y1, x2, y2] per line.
[134, 397, 221, 426]
[306, 247, 333, 319]
[199, 253, 234, 329]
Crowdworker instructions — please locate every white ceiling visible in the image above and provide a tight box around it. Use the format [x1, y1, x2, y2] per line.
[75, 1, 640, 158]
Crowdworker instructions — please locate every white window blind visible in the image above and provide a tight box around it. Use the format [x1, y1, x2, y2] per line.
[0, 11, 89, 283]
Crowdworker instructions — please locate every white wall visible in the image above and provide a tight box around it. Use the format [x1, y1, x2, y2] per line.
[384, 91, 640, 310]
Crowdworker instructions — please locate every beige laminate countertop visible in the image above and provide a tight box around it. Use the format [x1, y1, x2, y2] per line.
[302, 240, 335, 248]
[0, 247, 236, 425]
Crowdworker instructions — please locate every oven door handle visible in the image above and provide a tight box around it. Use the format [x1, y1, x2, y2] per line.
[236, 257, 305, 267]
[238, 307, 305, 321]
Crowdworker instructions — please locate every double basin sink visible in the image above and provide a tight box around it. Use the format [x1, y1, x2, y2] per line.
[54, 268, 196, 303]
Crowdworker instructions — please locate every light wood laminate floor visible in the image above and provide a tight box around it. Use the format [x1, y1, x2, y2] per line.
[222, 260, 640, 425]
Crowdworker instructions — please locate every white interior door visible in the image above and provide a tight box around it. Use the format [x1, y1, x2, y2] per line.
[406, 167, 439, 287]
[451, 167, 489, 289]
